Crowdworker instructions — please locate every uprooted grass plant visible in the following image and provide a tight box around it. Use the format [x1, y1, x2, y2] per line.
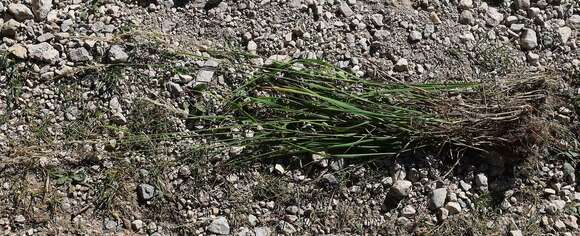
[195, 59, 553, 163]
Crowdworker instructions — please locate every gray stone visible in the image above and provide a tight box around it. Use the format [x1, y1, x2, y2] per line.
[339, 2, 354, 17]
[401, 205, 416, 216]
[109, 45, 129, 63]
[277, 221, 296, 234]
[459, 10, 475, 25]
[254, 227, 272, 236]
[445, 201, 461, 214]
[14, 215, 25, 223]
[27, 42, 59, 63]
[321, 173, 339, 187]
[68, 47, 92, 62]
[430, 188, 447, 209]
[459, 0, 473, 9]
[371, 14, 383, 26]
[409, 30, 422, 42]
[208, 217, 230, 235]
[526, 52, 539, 66]
[394, 58, 410, 72]
[563, 162, 576, 183]
[137, 183, 155, 201]
[390, 180, 412, 198]
[247, 40, 257, 53]
[8, 4, 34, 22]
[8, 44, 27, 59]
[567, 15, 580, 29]
[31, 0, 52, 20]
[248, 214, 258, 226]
[1, 19, 21, 37]
[61, 19, 73, 32]
[520, 29, 538, 50]
[37, 33, 54, 42]
[166, 81, 183, 96]
[286, 205, 299, 215]
[485, 7, 504, 26]
[161, 19, 176, 33]
[514, 0, 530, 10]
[510, 230, 523, 236]
[131, 220, 144, 231]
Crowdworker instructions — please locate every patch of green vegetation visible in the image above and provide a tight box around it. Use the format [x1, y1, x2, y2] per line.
[0, 53, 24, 118]
[473, 42, 515, 75]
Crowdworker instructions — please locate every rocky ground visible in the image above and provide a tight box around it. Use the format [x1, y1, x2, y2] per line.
[1, 0, 580, 235]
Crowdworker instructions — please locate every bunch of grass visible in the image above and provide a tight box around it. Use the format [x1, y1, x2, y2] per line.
[205, 59, 548, 162]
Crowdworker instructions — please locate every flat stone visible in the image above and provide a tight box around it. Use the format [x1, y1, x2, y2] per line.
[109, 45, 129, 63]
[485, 7, 504, 26]
[390, 180, 412, 198]
[68, 47, 92, 62]
[27, 42, 59, 63]
[31, 0, 52, 20]
[514, 0, 530, 10]
[8, 44, 27, 59]
[1, 19, 21, 37]
[510, 230, 523, 236]
[208, 217, 230, 235]
[339, 2, 354, 17]
[430, 188, 447, 209]
[8, 4, 34, 22]
[567, 15, 580, 29]
[254, 227, 272, 236]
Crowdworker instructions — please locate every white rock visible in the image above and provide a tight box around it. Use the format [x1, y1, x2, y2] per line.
[401, 205, 416, 216]
[131, 220, 144, 231]
[109, 45, 128, 63]
[409, 30, 422, 42]
[459, 0, 473, 9]
[394, 58, 410, 72]
[339, 2, 354, 17]
[27, 42, 59, 63]
[247, 40, 257, 53]
[475, 173, 488, 191]
[8, 44, 27, 59]
[509, 230, 523, 236]
[430, 188, 447, 209]
[445, 202, 461, 214]
[31, 0, 52, 20]
[208, 217, 230, 235]
[255, 227, 272, 236]
[390, 180, 412, 197]
[248, 214, 258, 226]
[558, 27, 572, 44]
[485, 7, 504, 26]
[520, 28, 538, 50]
[526, 52, 539, 66]
[568, 15, 580, 29]
[8, 4, 33, 22]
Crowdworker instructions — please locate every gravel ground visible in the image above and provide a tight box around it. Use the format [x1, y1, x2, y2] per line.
[1, 0, 580, 235]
